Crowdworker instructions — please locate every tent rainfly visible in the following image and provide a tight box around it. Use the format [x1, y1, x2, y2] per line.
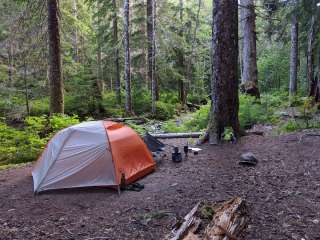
[32, 121, 155, 193]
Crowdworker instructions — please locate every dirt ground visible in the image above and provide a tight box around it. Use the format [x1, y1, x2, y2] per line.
[1, 132, 320, 240]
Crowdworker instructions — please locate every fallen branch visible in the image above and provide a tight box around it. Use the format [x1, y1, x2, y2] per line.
[186, 102, 201, 110]
[245, 131, 264, 136]
[151, 132, 203, 139]
[299, 133, 320, 143]
[169, 202, 201, 240]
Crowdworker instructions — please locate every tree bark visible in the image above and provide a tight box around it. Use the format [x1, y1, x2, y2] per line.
[307, 15, 315, 96]
[186, 0, 201, 100]
[23, 60, 30, 116]
[96, 2, 104, 104]
[240, 0, 260, 98]
[7, 41, 13, 87]
[112, 0, 121, 105]
[147, 0, 153, 88]
[72, 0, 78, 62]
[310, 52, 320, 102]
[147, 0, 157, 115]
[124, 0, 132, 115]
[289, 11, 298, 97]
[207, 0, 240, 145]
[178, 0, 187, 107]
[47, 0, 64, 114]
[308, 14, 320, 102]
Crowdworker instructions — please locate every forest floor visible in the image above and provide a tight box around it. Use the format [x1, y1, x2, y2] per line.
[1, 131, 320, 240]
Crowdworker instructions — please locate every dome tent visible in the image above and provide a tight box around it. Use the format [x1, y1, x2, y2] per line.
[32, 121, 155, 193]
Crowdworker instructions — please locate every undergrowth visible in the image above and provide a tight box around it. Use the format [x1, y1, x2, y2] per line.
[0, 115, 80, 166]
[163, 94, 280, 133]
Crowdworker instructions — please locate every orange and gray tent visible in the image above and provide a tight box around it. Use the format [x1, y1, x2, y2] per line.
[32, 121, 155, 193]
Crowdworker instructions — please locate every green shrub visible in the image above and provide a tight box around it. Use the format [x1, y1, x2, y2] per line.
[133, 88, 152, 115]
[49, 114, 80, 133]
[154, 101, 175, 120]
[30, 98, 50, 116]
[163, 94, 280, 133]
[0, 121, 46, 165]
[65, 94, 93, 116]
[239, 95, 273, 128]
[163, 104, 209, 132]
[162, 120, 184, 133]
[0, 114, 80, 166]
[160, 92, 180, 105]
[102, 91, 125, 117]
[126, 122, 146, 135]
[280, 119, 299, 132]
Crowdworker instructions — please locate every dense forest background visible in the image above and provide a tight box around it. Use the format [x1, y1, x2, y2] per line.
[1, 0, 320, 166]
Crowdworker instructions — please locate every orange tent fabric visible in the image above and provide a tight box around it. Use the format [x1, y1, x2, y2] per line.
[104, 121, 155, 185]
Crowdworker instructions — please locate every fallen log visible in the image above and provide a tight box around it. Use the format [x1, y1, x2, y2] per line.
[168, 197, 248, 240]
[104, 117, 147, 125]
[186, 102, 201, 110]
[151, 132, 203, 139]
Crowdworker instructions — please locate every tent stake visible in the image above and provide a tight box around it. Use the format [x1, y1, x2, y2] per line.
[117, 185, 121, 196]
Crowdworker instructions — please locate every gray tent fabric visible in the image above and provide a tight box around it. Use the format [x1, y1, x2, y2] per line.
[32, 121, 116, 193]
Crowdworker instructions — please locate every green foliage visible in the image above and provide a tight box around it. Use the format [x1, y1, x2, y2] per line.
[102, 91, 125, 117]
[279, 118, 320, 133]
[49, 114, 80, 133]
[164, 94, 281, 133]
[279, 97, 320, 133]
[239, 95, 277, 129]
[154, 101, 175, 120]
[30, 98, 50, 116]
[159, 92, 180, 105]
[132, 88, 152, 115]
[163, 103, 209, 132]
[65, 94, 94, 117]
[0, 120, 46, 165]
[126, 122, 146, 135]
[257, 43, 290, 92]
[0, 115, 80, 166]
[0, 64, 8, 83]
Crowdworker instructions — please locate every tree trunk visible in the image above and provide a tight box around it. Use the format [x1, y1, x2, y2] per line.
[307, 15, 315, 96]
[289, 12, 298, 97]
[186, 0, 201, 100]
[310, 51, 320, 102]
[147, 0, 158, 116]
[96, 2, 104, 105]
[96, 45, 104, 97]
[308, 13, 320, 102]
[47, 0, 64, 114]
[314, 60, 320, 102]
[147, 0, 153, 88]
[177, 0, 186, 107]
[240, 0, 260, 98]
[112, 0, 121, 105]
[7, 41, 13, 87]
[153, 0, 159, 101]
[207, 0, 240, 145]
[72, 0, 78, 62]
[23, 60, 30, 116]
[124, 0, 132, 115]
